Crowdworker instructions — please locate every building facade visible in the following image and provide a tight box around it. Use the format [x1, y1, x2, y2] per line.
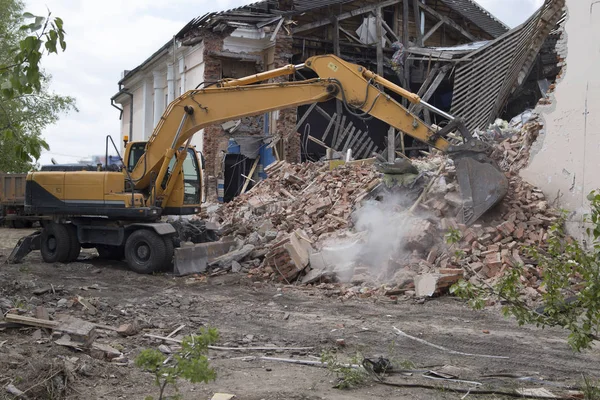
[111, 0, 512, 196]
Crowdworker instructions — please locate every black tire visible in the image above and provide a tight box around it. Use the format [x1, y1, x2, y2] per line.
[124, 229, 166, 274]
[65, 224, 81, 262]
[40, 223, 71, 263]
[161, 236, 175, 271]
[96, 245, 125, 260]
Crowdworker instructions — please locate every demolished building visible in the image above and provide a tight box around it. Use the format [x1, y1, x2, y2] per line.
[111, 0, 563, 202]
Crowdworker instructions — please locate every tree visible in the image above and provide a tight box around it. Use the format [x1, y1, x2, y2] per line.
[450, 192, 600, 352]
[0, 0, 76, 172]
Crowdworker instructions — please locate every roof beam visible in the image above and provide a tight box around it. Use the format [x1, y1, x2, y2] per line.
[418, 2, 478, 42]
[293, 0, 401, 34]
[422, 20, 444, 43]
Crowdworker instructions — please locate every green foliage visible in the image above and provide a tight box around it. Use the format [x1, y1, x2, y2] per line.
[320, 351, 367, 389]
[0, 3, 66, 98]
[582, 375, 600, 400]
[0, 0, 75, 171]
[135, 327, 219, 400]
[450, 195, 600, 352]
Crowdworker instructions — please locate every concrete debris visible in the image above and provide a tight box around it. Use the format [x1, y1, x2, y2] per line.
[206, 113, 555, 302]
[214, 161, 381, 281]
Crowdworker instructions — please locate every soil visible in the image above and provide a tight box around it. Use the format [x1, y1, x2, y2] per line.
[0, 227, 599, 400]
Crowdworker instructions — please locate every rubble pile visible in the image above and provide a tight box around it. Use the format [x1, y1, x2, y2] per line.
[216, 161, 380, 240]
[212, 160, 381, 281]
[489, 115, 544, 173]
[207, 111, 556, 300]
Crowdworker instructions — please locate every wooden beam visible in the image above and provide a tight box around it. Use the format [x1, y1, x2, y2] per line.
[418, 2, 478, 42]
[403, 0, 410, 97]
[412, 65, 450, 114]
[413, 0, 423, 46]
[332, 17, 340, 56]
[339, 26, 361, 43]
[422, 20, 444, 43]
[402, 0, 409, 47]
[382, 20, 400, 43]
[240, 156, 260, 195]
[269, 17, 285, 42]
[409, 63, 440, 112]
[376, 7, 384, 75]
[293, 0, 401, 34]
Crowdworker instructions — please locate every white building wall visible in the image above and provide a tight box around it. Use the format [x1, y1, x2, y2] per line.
[131, 85, 144, 141]
[522, 0, 600, 236]
[117, 42, 208, 153]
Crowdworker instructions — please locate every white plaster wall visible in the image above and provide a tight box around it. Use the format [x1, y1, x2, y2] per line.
[121, 102, 131, 144]
[118, 42, 206, 152]
[522, 0, 600, 235]
[131, 85, 144, 141]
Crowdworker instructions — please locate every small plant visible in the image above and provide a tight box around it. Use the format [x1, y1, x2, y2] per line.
[450, 191, 600, 352]
[135, 327, 219, 400]
[582, 375, 600, 400]
[320, 351, 367, 389]
[445, 228, 465, 260]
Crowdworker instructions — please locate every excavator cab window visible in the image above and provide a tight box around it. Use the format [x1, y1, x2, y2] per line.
[164, 148, 201, 205]
[127, 142, 146, 173]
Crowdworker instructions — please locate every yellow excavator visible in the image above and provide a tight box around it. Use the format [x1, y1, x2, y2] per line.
[10, 54, 507, 273]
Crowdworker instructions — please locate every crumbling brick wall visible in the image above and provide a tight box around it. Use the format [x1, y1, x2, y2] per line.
[201, 30, 226, 181]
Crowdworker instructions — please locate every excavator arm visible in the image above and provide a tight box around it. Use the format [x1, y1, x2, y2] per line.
[132, 54, 506, 224]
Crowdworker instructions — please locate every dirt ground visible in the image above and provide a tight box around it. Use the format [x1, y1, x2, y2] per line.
[1, 227, 599, 400]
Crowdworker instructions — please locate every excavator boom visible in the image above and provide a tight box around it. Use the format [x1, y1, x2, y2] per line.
[133, 54, 506, 224]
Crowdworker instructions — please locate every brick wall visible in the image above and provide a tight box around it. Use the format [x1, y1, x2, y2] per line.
[201, 30, 225, 181]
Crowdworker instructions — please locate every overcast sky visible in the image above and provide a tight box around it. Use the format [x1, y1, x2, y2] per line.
[25, 0, 545, 165]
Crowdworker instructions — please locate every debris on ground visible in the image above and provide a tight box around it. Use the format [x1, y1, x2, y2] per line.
[203, 112, 557, 304]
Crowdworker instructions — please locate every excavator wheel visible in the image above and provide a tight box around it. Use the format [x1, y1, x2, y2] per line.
[40, 223, 71, 263]
[124, 229, 167, 274]
[65, 224, 81, 262]
[160, 236, 175, 272]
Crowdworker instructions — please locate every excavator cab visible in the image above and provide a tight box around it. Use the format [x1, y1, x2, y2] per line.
[124, 141, 203, 214]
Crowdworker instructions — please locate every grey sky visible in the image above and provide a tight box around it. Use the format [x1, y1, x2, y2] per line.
[24, 0, 544, 165]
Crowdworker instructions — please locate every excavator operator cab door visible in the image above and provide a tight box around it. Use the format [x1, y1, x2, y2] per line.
[167, 147, 202, 205]
[126, 142, 146, 173]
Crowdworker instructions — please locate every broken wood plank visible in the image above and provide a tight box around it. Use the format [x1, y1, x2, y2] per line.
[413, 0, 423, 46]
[321, 112, 338, 142]
[269, 17, 284, 41]
[240, 156, 260, 195]
[376, 6, 384, 75]
[4, 314, 59, 329]
[293, 0, 401, 34]
[144, 333, 314, 351]
[392, 327, 508, 359]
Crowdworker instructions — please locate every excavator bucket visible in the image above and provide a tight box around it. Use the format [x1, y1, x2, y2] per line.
[455, 157, 508, 226]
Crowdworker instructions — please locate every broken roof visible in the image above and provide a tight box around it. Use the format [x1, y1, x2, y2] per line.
[176, 0, 509, 40]
[439, 0, 508, 38]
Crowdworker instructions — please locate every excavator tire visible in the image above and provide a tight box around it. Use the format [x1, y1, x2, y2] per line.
[96, 245, 125, 260]
[125, 229, 167, 274]
[40, 223, 71, 263]
[160, 236, 175, 271]
[65, 224, 81, 262]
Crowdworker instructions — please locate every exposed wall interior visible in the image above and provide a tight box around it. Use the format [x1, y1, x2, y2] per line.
[522, 0, 599, 236]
